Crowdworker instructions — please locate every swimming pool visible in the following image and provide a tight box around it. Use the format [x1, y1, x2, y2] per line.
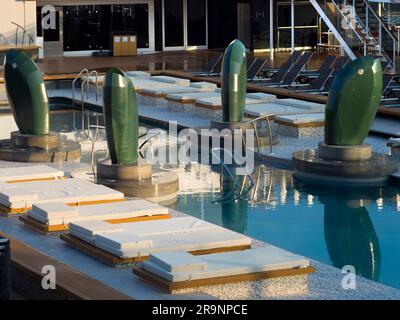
[58, 108, 400, 291]
[160, 163, 400, 290]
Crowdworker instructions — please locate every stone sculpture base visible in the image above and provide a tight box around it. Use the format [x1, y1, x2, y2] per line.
[293, 143, 398, 186]
[0, 131, 81, 163]
[96, 158, 179, 205]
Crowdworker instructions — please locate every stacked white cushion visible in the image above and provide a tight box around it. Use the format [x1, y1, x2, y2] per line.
[129, 78, 175, 91]
[189, 82, 217, 90]
[246, 92, 276, 102]
[0, 165, 65, 182]
[71, 217, 251, 258]
[69, 220, 124, 244]
[142, 246, 310, 282]
[245, 102, 325, 117]
[148, 251, 207, 272]
[166, 91, 220, 102]
[276, 98, 325, 112]
[275, 113, 325, 124]
[151, 75, 190, 86]
[28, 199, 168, 226]
[0, 179, 123, 209]
[196, 94, 275, 107]
[126, 71, 151, 78]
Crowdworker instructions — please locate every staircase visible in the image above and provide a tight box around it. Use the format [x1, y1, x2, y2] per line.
[310, 0, 398, 73]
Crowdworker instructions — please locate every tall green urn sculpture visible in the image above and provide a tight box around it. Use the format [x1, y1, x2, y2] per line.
[221, 39, 247, 123]
[97, 68, 179, 204]
[103, 67, 138, 165]
[293, 55, 397, 186]
[0, 49, 81, 162]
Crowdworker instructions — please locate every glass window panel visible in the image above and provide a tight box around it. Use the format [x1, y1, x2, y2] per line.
[164, 0, 184, 47]
[187, 0, 207, 46]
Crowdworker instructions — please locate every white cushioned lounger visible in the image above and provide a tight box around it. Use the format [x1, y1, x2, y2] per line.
[126, 71, 151, 78]
[150, 75, 190, 86]
[166, 90, 221, 103]
[274, 113, 325, 124]
[196, 92, 276, 108]
[141, 82, 217, 96]
[0, 179, 124, 210]
[141, 247, 310, 282]
[0, 165, 65, 182]
[28, 199, 169, 226]
[69, 217, 251, 258]
[276, 98, 325, 112]
[129, 78, 176, 91]
[245, 102, 325, 118]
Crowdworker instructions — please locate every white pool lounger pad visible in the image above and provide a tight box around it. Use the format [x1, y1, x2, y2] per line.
[276, 98, 325, 112]
[245, 103, 325, 117]
[0, 179, 124, 209]
[69, 217, 251, 258]
[150, 75, 190, 86]
[0, 165, 65, 182]
[274, 113, 325, 124]
[28, 199, 169, 226]
[142, 247, 310, 282]
[196, 93, 276, 107]
[142, 82, 217, 96]
[166, 90, 221, 102]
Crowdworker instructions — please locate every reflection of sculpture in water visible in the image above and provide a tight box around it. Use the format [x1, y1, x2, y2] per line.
[322, 197, 381, 281]
[220, 170, 248, 234]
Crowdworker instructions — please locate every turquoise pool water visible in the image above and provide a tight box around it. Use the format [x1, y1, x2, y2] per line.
[164, 164, 400, 290]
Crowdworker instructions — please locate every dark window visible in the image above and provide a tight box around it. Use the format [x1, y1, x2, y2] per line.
[187, 0, 207, 46]
[164, 0, 184, 47]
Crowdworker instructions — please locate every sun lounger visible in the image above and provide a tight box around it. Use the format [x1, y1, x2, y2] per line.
[151, 76, 190, 86]
[0, 165, 65, 183]
[258, 52, 313, 87]
[20, 199, 171, 233]
[299, 55, 336, 78]
[247, 59, 267, 81]
[276, 99, 325, 112]
[261, 51, 301, 75]
[294, 67, 334, 93]
[125, 71, 151, 78]
[245, 101, 324, 119]
[195, 93, 276, 119]
[61, 217, 251, 265]
[132, 247, 314, 298]
[191, 53, 223, 77]
[140, 82, 218, 107]
[275, 113, 325, 138]
[0, 179, 124, 215]
[166, 90, 221, 112]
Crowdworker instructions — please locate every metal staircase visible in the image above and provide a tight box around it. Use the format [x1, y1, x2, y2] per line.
[310, 0, 398, 73]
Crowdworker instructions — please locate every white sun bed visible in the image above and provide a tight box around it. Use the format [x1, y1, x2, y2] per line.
[0, 165, 65, 183]
[126, 71, 151, 78]
[276, 98, 325, 112]
[0, 179, 124, 213]
[140, 82, 218, 107]
[195, 93, 276, 119]
[25, 199, 170, 231]
[165, 90, 221, 112]
[274, 113, 325, 137]
[66, 217, 251, 260]
[245, 102, 325, 118]
[151, 75, 190, 86]
[133, 248, 313, 297]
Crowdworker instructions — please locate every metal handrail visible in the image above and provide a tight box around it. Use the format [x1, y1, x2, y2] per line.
[236, 114, 274, 155]
[11, 22, 34, 46]
[363, 0, 397, 72]
[211, 148, 255, 203]
[72, 69, 89, 131]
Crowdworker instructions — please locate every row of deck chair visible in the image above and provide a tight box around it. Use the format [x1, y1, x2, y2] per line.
[191, 53, 267, 81]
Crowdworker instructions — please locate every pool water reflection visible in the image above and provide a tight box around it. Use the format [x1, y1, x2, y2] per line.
[165, 164, 400, 290]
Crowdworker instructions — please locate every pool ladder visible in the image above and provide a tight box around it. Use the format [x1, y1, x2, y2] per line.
[72, 69, 99, 135]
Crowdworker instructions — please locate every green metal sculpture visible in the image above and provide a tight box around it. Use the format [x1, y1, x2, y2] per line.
[221, 39, 247, 123]
[325, 55, 382, 146]
[4, 49, 49, 135]
[103, 67, 138, 165]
